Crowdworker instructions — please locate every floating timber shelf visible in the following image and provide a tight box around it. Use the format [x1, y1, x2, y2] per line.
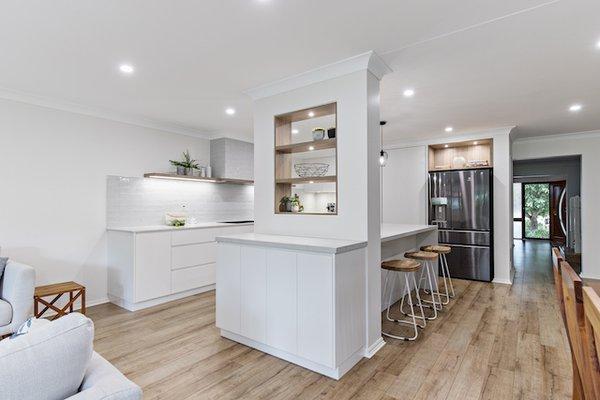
[275, 175, 336, 185]
[144, 173, 254, 185]
[275, 138, 336, 154]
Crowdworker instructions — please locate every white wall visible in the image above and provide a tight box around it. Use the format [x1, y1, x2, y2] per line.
[383, 127, 514, 284]
[513, 130, 600, 279]
[0, 99, 210, 305]
[381, 146, 428, 224]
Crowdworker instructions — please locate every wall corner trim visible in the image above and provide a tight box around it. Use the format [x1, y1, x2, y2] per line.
[244, 51, 392, 100]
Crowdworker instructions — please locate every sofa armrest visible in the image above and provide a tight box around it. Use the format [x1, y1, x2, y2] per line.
[0, 261, 35, 331]
[67, 352, 142, 400]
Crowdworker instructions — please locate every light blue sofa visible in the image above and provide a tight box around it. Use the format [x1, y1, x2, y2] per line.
[0, 260, 35, 336]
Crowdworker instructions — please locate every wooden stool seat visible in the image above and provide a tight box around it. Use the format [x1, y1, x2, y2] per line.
[404, 251, 438, 261]
[382, 259, 421, 272]
[34, 281, 86, 320]
[420, 245, 451, 254]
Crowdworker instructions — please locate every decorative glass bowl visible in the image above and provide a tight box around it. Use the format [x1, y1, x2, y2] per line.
[294, 163, 329, 177]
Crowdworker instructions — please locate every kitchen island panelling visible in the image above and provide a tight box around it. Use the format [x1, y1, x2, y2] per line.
[107, 223, 253, 311]
[215, 234, 367, 379]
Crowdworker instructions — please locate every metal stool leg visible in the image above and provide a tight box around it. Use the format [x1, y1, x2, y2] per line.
[442, 253, 455, 298]
[439, 254, 450, 305]
[383, 272, 421, 341]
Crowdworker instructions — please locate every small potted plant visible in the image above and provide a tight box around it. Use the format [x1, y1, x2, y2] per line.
[279, 196, 291, 212]
[290, 194, 301, 213]
[170, 150, 198, 175]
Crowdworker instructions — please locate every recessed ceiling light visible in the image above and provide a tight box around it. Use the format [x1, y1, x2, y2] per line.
[308, 146, 315, 151]
[473, 141, 479, 145]
[403, 88, 415, 98]
[308, 111, 315, 117]
[444, 144, 449, 148]
[119, 64, 134, 74]
[309, 181, 314, 184]
[291, 129, 299, 134]
[225, 107, 236, 115]
[569, 104, 583, 112]
[445, 126, 453, 132]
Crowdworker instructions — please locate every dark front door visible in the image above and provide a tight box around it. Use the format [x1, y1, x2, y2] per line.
[550, 181, 567, 245]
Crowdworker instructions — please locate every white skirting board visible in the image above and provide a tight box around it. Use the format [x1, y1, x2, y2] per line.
[364, 337, 386, 358]
[220, 329, 365, 380]
[108, 285, 215, 311]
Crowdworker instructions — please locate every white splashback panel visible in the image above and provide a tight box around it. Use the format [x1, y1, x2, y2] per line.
[107, 175, 254, 227]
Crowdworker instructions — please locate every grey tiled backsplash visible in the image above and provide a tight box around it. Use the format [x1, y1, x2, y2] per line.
[107, 176, 254, 227]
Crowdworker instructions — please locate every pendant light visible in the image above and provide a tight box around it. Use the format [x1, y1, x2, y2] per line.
[379, 121, 388, 167]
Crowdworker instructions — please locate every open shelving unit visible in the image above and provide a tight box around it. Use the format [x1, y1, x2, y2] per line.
[143, 172, 254, 185]
[428, 138, 493, 172]
[274, 102, 338, 215]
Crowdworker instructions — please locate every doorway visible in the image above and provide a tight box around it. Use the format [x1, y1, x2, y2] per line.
[513, 181, 566, 244]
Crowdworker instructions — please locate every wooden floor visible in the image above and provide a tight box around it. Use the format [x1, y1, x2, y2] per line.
[88, 240, 572, 399]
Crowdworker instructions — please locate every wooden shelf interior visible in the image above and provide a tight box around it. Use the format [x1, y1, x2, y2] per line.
[428, 139, 493, 171]
[144, 173, 254, 185]
[274, 102, 338, 215]
[275, 138, 336, 154]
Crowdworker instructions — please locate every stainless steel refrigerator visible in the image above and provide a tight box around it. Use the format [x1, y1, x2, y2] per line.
[429, 168, 494, 282]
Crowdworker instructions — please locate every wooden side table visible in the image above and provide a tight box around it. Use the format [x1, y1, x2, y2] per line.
[34, 281, 86, 320]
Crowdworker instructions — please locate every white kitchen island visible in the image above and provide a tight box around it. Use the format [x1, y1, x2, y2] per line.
[215, 224, 437, 380]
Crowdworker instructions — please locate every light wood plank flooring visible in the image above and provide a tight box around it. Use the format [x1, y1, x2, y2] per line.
[88, 240, 571, 399]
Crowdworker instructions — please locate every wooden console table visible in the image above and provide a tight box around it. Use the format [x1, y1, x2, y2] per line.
[34, 281, 86, 320]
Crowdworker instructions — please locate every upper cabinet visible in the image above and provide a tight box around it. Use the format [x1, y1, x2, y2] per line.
[274, 103, 338, 215]
[428, 138, 493, 172]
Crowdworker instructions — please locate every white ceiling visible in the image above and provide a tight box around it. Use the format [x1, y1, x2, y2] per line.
[1, 0, 599, 143]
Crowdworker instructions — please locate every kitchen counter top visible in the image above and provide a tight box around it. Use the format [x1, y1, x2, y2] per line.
[380, 223, 437, 243]
[216, 233, 367, 254]
[107, 221, 254, 233]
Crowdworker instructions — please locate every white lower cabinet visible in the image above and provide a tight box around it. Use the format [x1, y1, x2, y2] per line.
[108, 224, 253, 311]
[266, 249, 297, 354]
[216, 242, 365, 379]
[240, 246, 267, 342]
[134, 232, 172, 302]
[297, 253, 333, 367]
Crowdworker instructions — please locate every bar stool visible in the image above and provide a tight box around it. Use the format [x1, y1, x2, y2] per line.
[381, 259, 426, 341]
[404, 251, 441, 320]
[421, 245, 455, 304]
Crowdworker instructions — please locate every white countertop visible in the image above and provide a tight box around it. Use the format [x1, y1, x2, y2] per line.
[381, 223, 438, 243]
[107, 221, 253, 233]
[216, 233, 367, 254]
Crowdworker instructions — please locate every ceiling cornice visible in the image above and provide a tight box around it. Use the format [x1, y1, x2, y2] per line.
[513, 129, 600, 144]
[0, 85, 213, 139]
[383, 126, 515, 150]
[244, 51, 393, 101]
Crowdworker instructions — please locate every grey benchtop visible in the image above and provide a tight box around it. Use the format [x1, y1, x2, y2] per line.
[216, 233, 367, 254]
[107, 222, 253, 233]
[380, 224, 438, 243]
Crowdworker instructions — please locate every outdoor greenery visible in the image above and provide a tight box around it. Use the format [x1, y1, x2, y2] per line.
[524, 183, 550, 239]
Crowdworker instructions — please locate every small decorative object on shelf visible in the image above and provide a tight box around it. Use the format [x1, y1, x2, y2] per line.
[312, 127, 326, 141]
[326, 202, 336, 213]
[165, 205, 187, 226]
[327, 127, 336, 139]
[467, 160, 490, 168]
[279, 196, 292, 212]
[294, 163, 329, 177]
[169, 150, 199, 176]
[452, 156, 467, 169]
[290, 193, 302, 213]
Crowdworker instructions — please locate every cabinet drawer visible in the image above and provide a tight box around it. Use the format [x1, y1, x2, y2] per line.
[221, 225, 253, 235]
[172, 228, 221, 246]
[172, 263, 215, 293]
[172, 242, 216, 270]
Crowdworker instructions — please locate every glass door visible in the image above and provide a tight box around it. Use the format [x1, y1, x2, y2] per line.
[523, 183, 550, 239]
[513, 182, 523, 239]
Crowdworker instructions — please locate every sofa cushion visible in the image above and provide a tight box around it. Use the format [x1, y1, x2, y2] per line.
[0, 313, 94, 400]
[0, 299, 11, 326]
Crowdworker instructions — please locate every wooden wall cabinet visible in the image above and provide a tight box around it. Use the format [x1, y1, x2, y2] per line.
[274, 103, 338, 215]
[428, 138, 493, 171]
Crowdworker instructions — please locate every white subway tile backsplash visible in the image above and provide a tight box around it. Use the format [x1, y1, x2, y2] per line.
[107, 175, 254, 227]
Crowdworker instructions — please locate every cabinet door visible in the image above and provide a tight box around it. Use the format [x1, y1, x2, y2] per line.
[266, 249, 297, 354]
[241, 246, 267, 342]
[297, 253, 334, 367]
[216, 243, 241, 334]
[134, 232, 172, 302]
